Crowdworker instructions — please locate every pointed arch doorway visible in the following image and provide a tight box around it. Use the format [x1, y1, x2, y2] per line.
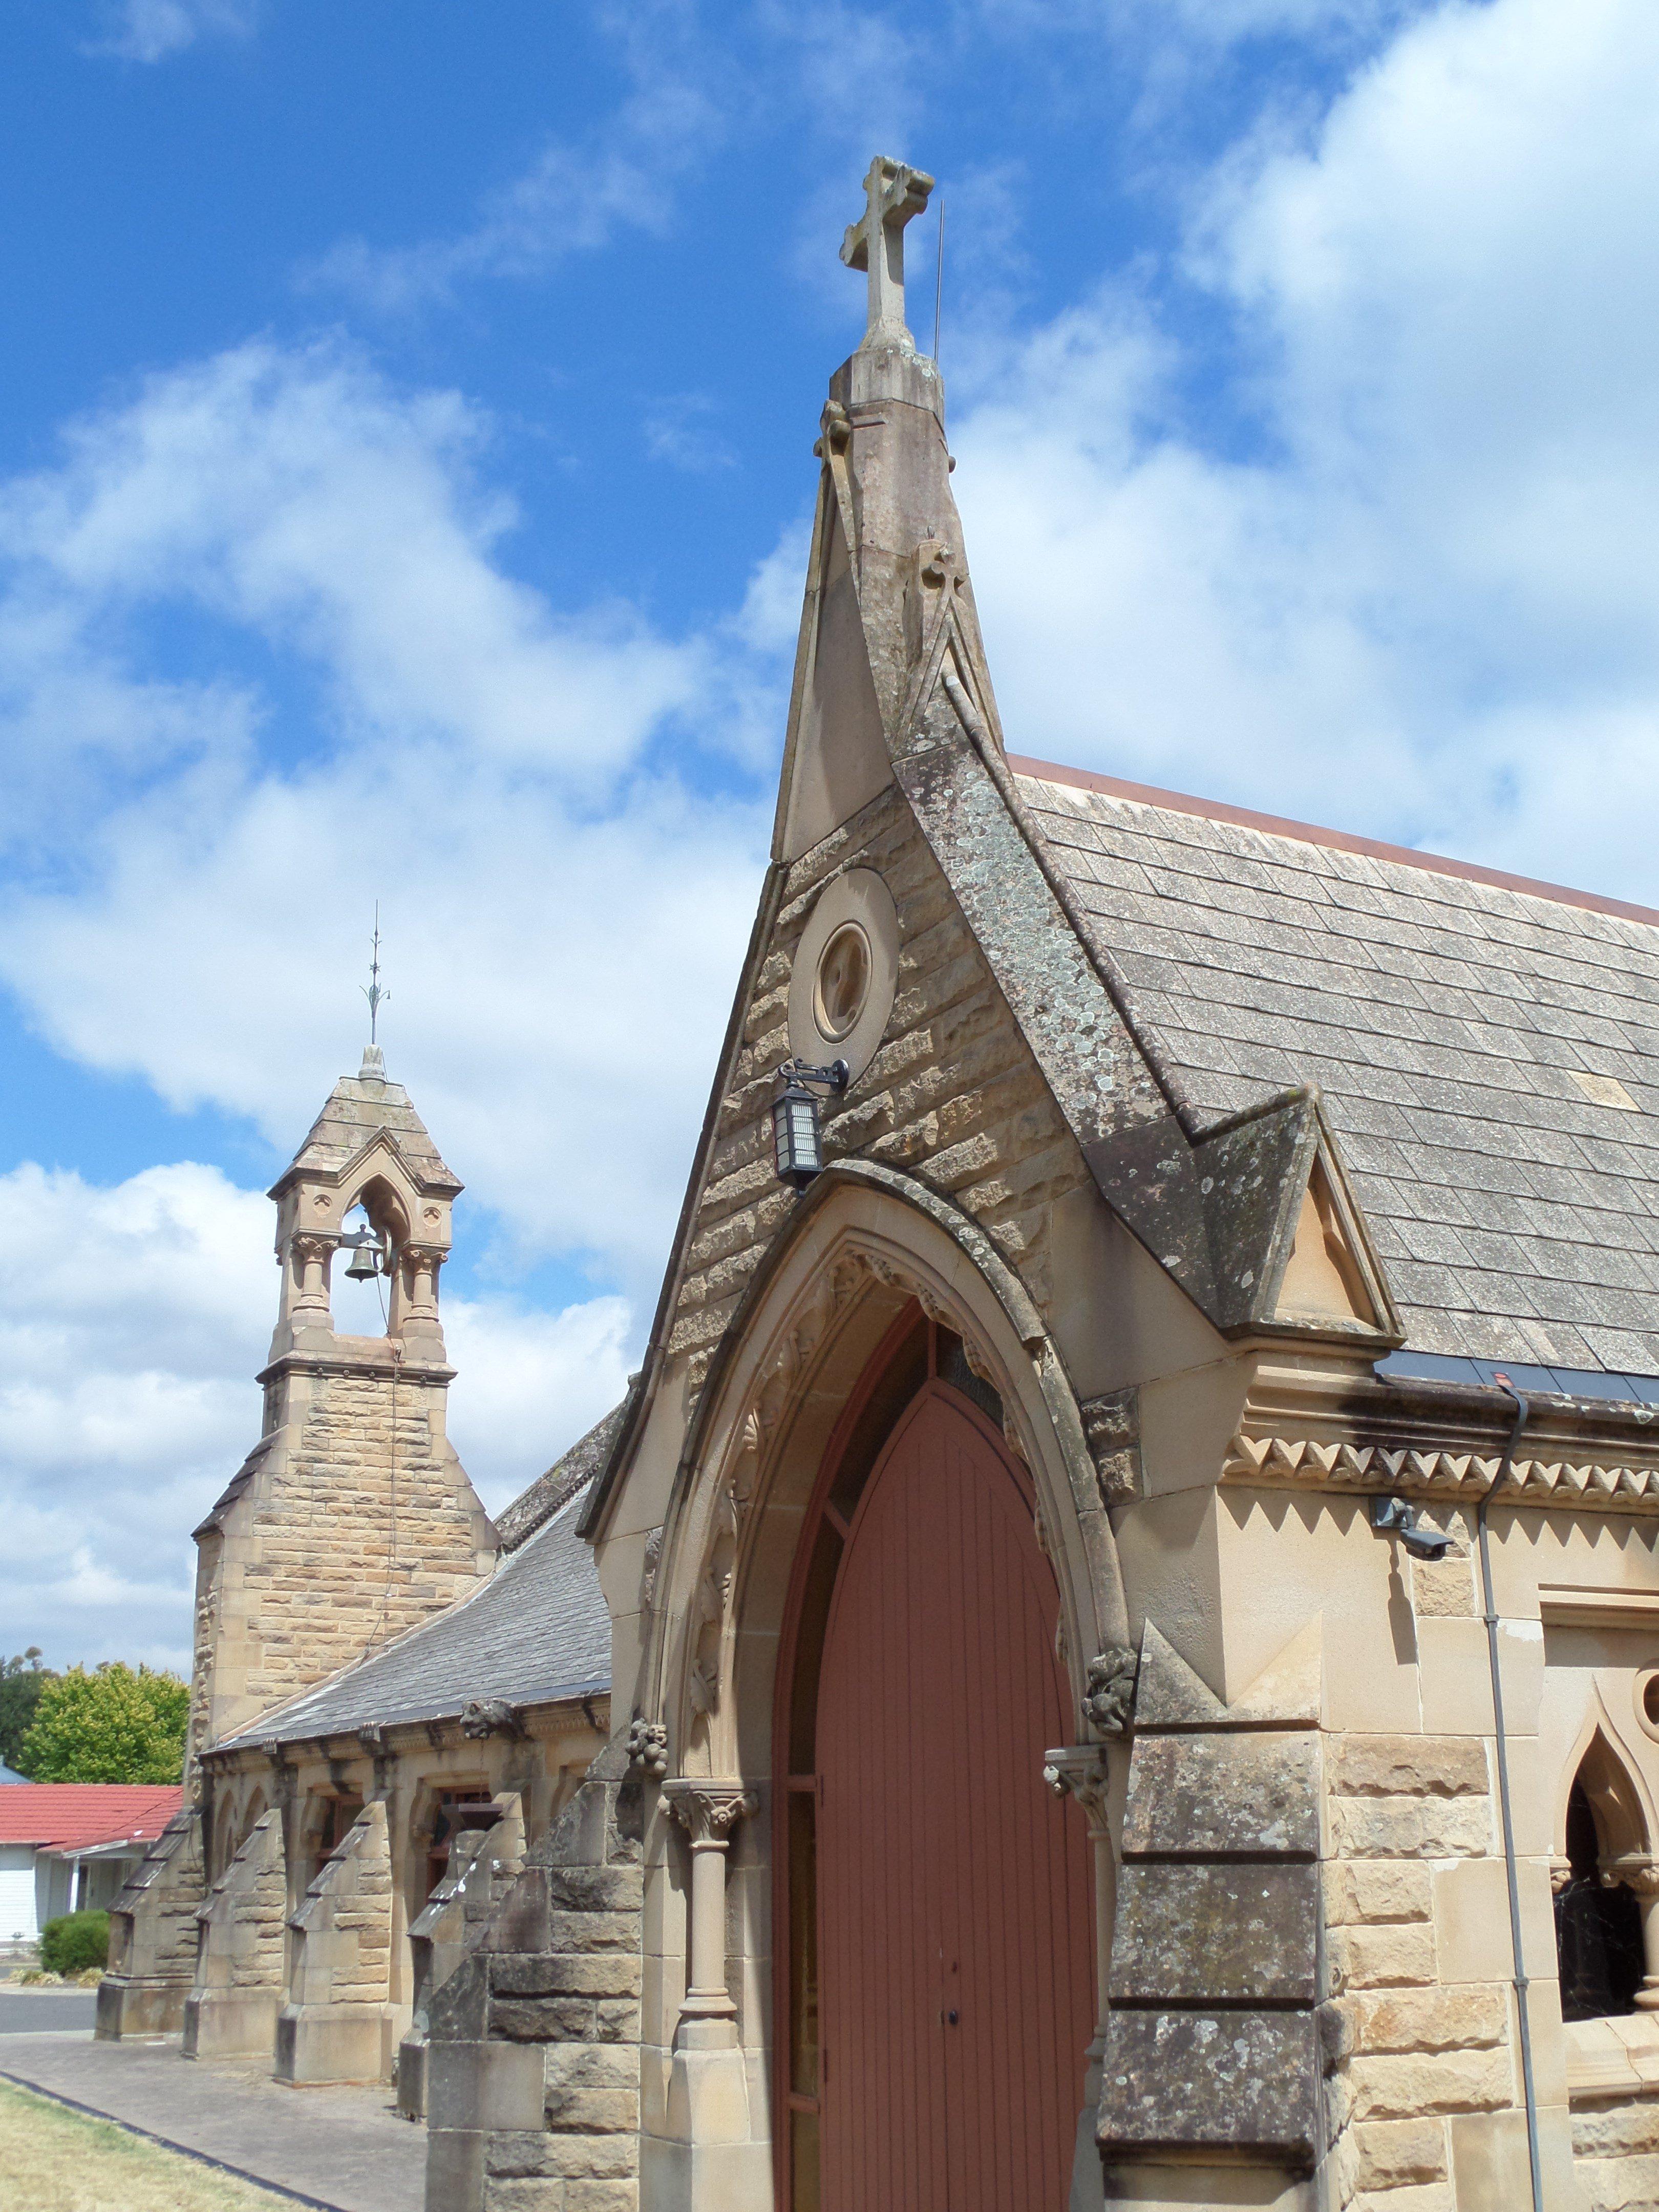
[776, 1308, 1096, 2210]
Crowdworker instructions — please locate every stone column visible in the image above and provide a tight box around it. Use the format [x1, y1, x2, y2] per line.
[399, 1244, 444, 1346]
[1046, 1743, 1114, 2212]
[289, 1233, 336, 1326]
[1606, 1854, 1659, 2008]
[660, 1778, 759, 2182]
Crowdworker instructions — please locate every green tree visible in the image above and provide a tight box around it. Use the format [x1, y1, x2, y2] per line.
[0, 1650, 54, 1772]
[18, 1664, 188, 1784]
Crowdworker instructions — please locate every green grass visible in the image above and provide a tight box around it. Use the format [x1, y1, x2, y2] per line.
[0, 2078, 295, 2211]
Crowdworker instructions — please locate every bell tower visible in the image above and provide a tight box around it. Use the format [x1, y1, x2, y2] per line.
[189, 1047, 497, 1759]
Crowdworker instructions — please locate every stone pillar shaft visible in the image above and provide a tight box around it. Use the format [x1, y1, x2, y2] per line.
[663, 1779, 756, 2034]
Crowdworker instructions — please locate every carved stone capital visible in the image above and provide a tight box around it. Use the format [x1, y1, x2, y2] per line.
[1043, 1743, 1109, 1825]
[290, 1232, 338, 1265]
[1550, 1855, 1573, 1896]
[662, 1778, 757, 1845]
[1605, 1852, 1659, 1899]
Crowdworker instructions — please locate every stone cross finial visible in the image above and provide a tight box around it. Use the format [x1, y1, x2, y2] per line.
[841, 155, 935, 351]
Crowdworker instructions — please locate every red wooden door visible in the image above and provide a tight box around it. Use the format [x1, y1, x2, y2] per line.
[816, 1385, 1095, 2212]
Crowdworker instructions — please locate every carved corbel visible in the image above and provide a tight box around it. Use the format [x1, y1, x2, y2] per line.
[626, 1715, 669, 1781]
[1082, 1644, 1139, 1736]
[814, 398, 851, 457]
[1043, 1742, 1110, 1826]
[459, 1698, 526, 1741]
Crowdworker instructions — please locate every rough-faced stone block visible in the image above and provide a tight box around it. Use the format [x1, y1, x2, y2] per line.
[1329, 1733, 1488, 1798]
[1325, 1859, 1433, 1926]
[1329, 1794, 1491, 1859]
[481, 1868, 550, 1953]
[542, 2085, 639, 2133]
[1111, 1863, 1317, 2004]
[1337, 2047, 1512, 2123]
[1098, 2008, 1318, 2160]
[1327, 1921, 1437, 1991]
[1123, 1731, 1318, 1857]
[1348, 1986, 1507, 2055]
[1350, 2115, 1448, 2189]
[492, 1955, 643, 2001]
[546, 1868, 644, 1914]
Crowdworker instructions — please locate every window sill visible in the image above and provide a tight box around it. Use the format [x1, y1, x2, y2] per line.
[1567, 2010, 1659, 2101]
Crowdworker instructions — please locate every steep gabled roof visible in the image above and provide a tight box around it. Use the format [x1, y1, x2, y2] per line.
[588, 232, 1659, 1533]
[1016, 760, 1659, 1375]
[270, 1046, 461, 1199]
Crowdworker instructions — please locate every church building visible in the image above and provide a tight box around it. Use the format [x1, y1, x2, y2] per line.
[106, 157, 1659, 2212]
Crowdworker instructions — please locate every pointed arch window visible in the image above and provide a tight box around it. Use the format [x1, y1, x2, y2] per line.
[1554, 1734, 1656, 2021]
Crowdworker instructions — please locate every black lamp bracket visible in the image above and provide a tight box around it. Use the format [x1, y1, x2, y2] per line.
[779, 1057, 849, 1092]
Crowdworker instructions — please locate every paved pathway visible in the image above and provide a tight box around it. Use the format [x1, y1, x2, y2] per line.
[0, 2032, 424, 2212]
[0, 1989, 98, 2032]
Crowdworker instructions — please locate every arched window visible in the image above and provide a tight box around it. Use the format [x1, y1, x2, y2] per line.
[1555, 1736, 1650, 2021]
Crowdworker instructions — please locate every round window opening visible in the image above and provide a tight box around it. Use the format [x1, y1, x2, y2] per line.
[814, 920, 872, 1042]
[1640, 1671, 1659, 1737]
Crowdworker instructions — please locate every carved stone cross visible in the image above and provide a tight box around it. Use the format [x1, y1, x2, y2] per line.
[841, 155, 935, 351]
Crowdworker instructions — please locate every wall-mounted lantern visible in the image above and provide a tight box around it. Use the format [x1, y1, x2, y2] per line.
[772, 1057, 850, 1188]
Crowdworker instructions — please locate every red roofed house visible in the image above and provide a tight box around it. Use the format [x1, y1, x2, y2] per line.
[0, 1786, 182, 1946]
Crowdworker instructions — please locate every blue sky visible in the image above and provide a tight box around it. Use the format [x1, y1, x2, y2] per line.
[6, 0, 1658, 1669]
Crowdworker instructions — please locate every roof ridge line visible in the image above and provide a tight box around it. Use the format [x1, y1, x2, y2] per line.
[1009, 754, 1659, 929]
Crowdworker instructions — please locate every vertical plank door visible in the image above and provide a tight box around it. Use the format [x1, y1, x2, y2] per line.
[816, 1386, 1096, 2211]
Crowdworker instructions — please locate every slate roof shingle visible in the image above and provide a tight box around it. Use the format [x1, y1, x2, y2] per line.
[1014, 760, 1659, 1374]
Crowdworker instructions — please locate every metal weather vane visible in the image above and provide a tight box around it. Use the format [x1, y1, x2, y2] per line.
[362, 903, 389, 1045]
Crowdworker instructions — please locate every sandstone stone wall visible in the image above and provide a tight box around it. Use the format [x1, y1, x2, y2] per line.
[96, 1811, 204, 2040]
[426, 1746, 644, 2212]
[1322, 1733, 1513, 2208]
[1571, 2096, 1659, 2212]
[669, 783, 1089, 1399]
[183, 1808, 288, 2060]
[195, 1364, 492, 1748]
[277, 1798, 395, 2084]
[399, 1794, 528, 2120]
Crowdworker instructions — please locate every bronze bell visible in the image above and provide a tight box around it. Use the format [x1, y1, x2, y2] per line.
[344, 1236, 380, 1282]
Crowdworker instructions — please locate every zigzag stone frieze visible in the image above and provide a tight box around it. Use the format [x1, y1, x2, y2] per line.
[1223, 1431, 1659, 1513]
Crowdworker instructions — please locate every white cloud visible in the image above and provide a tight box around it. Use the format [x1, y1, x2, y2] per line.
[0, 341, 777, 1287]
[444, 1294, 633, 1508]
[951, 0, 1659, 901]
[86, 0, 258, 64]
[0, 1160, 637, 1668]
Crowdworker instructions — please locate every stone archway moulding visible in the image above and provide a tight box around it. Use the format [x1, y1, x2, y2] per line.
[640, 1158, 1133, 1786]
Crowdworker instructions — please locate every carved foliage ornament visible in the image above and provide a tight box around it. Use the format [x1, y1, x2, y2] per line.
[626, 1716, 669, 1781]
[1082, 1645, 1138, 1736]
[665, 1782, 758, 1844]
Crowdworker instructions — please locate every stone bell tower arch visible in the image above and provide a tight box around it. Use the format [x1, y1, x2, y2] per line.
[189, 1046, 497, 1761]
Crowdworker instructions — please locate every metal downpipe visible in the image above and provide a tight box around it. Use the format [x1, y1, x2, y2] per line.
[1479, 1376, 1543, 2212]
